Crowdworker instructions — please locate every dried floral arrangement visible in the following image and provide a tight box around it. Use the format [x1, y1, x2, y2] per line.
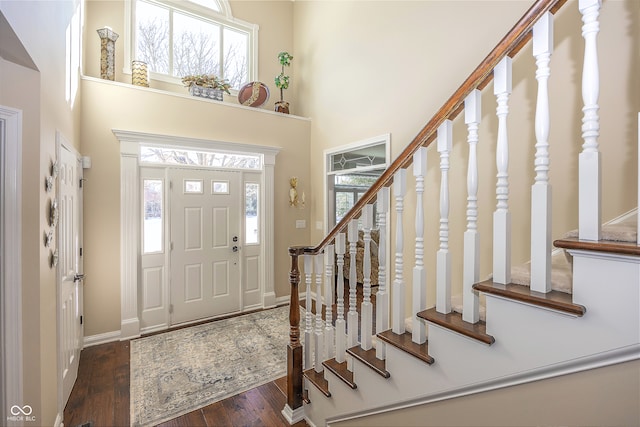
[182, 74, 231, 94]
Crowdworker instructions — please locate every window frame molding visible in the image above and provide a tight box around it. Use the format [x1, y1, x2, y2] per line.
[323, 133, 391, 232]
[123, 0, 259, 91]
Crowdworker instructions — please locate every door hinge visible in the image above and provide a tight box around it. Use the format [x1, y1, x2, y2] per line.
[169, 181, 173, 190]
[79, 178, 83, 188]
[169, 304, 174, 314]
[79, 247, 83, 257]
[80, 315, 83, 325]
[170, 242, 174, 251]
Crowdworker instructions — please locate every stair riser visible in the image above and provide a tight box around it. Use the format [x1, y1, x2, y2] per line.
[304, 252, 640, 427]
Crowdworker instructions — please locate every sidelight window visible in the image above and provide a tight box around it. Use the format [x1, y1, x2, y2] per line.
[143, 179, 163, 253]
[245, 182, 259, 244]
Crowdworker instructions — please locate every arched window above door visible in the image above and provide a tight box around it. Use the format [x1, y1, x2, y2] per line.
[125, 0, 257, 90]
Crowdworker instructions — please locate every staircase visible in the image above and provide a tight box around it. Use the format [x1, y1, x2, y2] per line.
[282, 0, 640, 425]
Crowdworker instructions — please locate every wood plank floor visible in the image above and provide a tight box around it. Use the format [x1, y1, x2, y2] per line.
[64, 326, 309, 426]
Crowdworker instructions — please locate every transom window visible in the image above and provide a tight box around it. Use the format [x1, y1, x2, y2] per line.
[325, 136, 390, 229]
[140, 145, 262, 170]
[130, 0, 256, 90]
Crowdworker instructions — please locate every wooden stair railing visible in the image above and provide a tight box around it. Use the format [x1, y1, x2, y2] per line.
[283, 0, 589, 419]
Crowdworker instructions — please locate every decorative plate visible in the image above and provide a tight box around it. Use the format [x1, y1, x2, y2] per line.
[45, 229, 54, 248]
[49, 199, 59, 227]
[45, 176, 53, 193]
[237, 81, 269, 108]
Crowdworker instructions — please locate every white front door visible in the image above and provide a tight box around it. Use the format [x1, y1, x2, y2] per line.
[169, 168, 242, 325]
[57, 140, 83, 408]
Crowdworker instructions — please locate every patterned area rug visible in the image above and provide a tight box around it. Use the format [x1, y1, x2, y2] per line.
[130, 305, 301, 426]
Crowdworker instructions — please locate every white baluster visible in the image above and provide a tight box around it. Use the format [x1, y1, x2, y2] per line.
[531, 12, 554, 294]
[463, 90, 481, 323]
[437, 120, 452, 314]
[314, 254, 324, 373]
[579, 0, 602, 241]
[347, 219, 359, 348]
[376, 186, 390, 360]
[324, 245, 335, 361]
[361, 204, 374, 350]
[493, 57, 512, 285]
[392, 169, 407, 334]
[303, 254, 313, 370]
[335, 233, 347, 363]
[413, 147, 427, 343]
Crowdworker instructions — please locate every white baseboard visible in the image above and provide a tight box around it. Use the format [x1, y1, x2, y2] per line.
[83, 330, 121, 348]
[282, 404, 305, 424]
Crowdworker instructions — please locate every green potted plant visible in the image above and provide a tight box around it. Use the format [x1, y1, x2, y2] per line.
[274, 51, 293, 113]
[182, 74, 231, 101]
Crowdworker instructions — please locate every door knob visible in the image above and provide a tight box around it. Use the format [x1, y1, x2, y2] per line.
[232, 236, 238, 242]
[232, 245, 239, 253]
[74, 273, 85, 282]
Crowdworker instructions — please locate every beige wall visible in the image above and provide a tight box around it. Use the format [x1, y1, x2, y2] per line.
[333, 359, 640, 426]
[295, 0, 639, 306]
[0, 0, 637, 424]
[80, 78, 311, 336]
[83, 0, 297, 113]
[1, 0, 83, 424]
[80, 0, 312, 338]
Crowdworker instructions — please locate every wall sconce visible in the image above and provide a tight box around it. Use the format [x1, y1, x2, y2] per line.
[97, 26, 119, 81]
[131, 60, 149, 87]
[289, 177, 305, 208]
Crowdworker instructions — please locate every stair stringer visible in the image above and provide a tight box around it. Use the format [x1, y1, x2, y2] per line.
[303, 251, 640, 427]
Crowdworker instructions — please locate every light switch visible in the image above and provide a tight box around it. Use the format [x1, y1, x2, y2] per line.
[296, 220, 306, 229]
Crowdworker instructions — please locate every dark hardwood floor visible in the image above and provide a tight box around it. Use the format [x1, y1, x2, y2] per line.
[63, 318, 309, 427]
[64, 284, 374, 427]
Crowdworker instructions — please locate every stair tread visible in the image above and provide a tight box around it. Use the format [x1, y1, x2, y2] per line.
[347, 345, 390, 378]
[473, 280, 586, 316]
[554, 237, 640, 257]
[376, 330, 434, 365]
[303, 368, 331, 397]
[417, 308, 494, 345]
[322, 358, 357, 389]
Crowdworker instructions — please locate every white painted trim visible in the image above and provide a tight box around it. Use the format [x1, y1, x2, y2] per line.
[282, 404, 306, 424]
[0, 105, 23, 421]
[83, 330, 122, 348]
[54, 412, 63, 427]
[304, 415, 318, 427]
[326, 344, 640, 425]
[113, 129, 280, 338]
[566, 249, 640, 264]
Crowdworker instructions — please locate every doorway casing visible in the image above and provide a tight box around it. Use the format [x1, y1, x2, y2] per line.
[0, 105, 22, 425]
[113, 129, 280, 339]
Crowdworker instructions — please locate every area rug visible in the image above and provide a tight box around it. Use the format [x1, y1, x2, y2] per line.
[130, 305, 303, 426]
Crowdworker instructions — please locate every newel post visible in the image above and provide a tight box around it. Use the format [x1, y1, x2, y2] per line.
[283, 246, 306, 424]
